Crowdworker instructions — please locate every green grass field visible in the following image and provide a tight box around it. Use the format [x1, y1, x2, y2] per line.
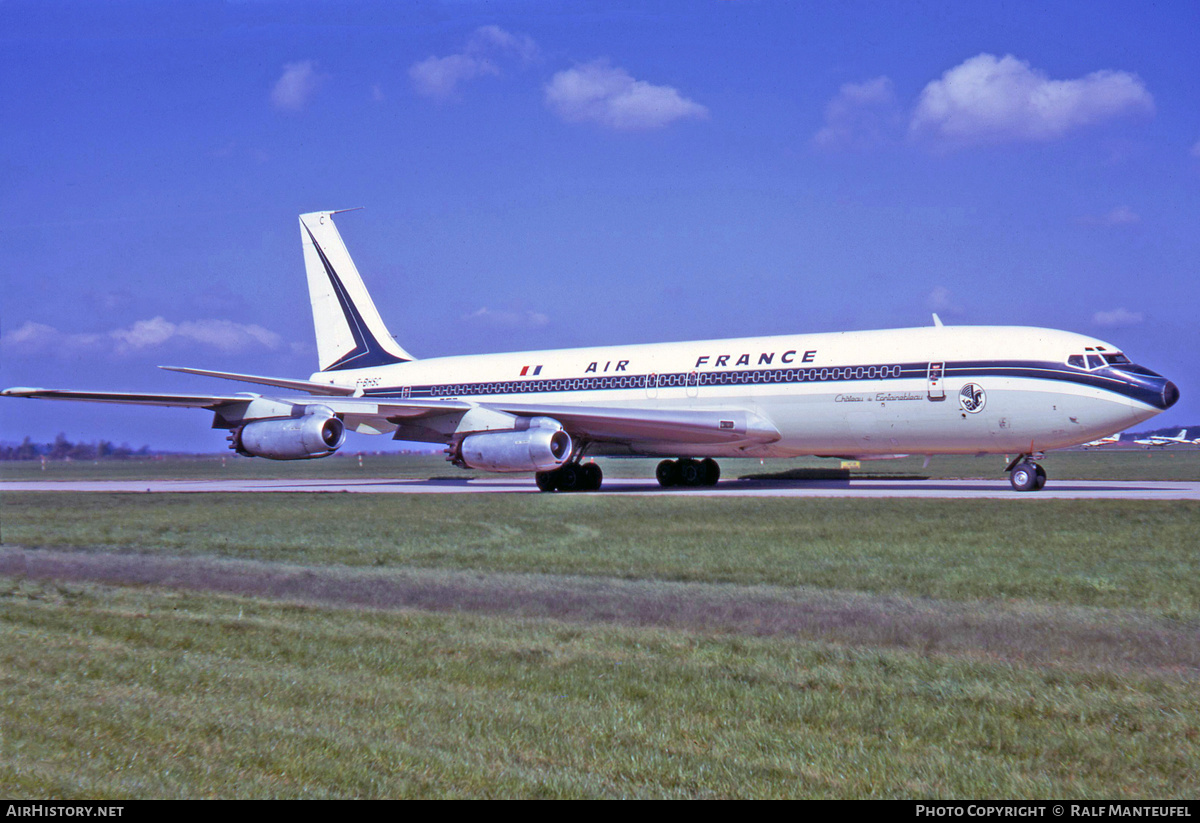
[1, 453, 1198, 798]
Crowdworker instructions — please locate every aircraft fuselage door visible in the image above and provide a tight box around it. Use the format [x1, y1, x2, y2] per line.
[686, 371, 699, 398]
[927, 362, 946, 400]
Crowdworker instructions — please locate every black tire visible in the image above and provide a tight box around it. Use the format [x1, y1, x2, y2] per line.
[656, 459, 679, 487]
[535, 471, 558, 492]
[1010, 462, 1039, 492]
[678, 458, 701, 486]
[1033, 464, 1047, 491]
[557, 464, 582, 492]
[582, 462, 603, 491]
[699, 458, 720, 486]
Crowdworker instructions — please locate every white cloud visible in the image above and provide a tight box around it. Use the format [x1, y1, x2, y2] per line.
[462, 307, 550, 329]
[408, 53, 492, 99]
[1080, 206, 1141, 227]
[1, 321, 70, 351]
[410, 54, 499, 99]
[544, 60, 709, 131]
[910, 54, 1153, 146]
[110, 317, 176, 350]
[2, 317, 283, 358]
[927, 286, 957, 311]
[468, 25, 538, 64]
[1092, 308, 1145, 328]
[812, 77, 899, 150]
[926, 286, 966, 318]
[409, 26, 537, 100]
[271, 61, 326, 112]
[166, 319, 282, 353]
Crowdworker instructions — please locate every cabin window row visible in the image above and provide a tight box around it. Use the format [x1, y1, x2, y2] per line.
[425, 364, 906, 397]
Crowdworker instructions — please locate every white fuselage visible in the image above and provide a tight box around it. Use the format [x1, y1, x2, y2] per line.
[309, 325, 1165, 458]
[7, 210, 1177, 487]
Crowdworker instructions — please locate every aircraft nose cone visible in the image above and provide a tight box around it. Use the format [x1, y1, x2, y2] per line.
[1162, 380, 1179, 410]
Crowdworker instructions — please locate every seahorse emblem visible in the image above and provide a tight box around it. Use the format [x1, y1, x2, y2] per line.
[959, 383, 986, 413]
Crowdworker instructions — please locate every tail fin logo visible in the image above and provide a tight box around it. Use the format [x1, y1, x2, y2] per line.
[304, 225, 407, 371]
[299, 210, 414, 372]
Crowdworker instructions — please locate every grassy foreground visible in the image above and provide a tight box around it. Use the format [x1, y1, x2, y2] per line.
[4, 494, 1197, 616]
[1, 492, 1198, 798]
[3, 578, 1197, 799]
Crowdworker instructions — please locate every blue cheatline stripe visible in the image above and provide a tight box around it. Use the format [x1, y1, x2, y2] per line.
[364, 362, 919, 400]
[358, 359, 1166, 409]
[946, 361, 1166, 407]
[306, 226, 407, 371]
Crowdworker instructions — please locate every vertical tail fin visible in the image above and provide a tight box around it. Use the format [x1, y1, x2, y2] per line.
[299, 210, 415, 371]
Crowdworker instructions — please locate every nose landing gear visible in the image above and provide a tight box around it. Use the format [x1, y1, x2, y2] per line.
[1007, 455, 1047, 492]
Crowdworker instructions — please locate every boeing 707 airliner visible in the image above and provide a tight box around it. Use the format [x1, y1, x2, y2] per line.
[4, 210, 1179, 492]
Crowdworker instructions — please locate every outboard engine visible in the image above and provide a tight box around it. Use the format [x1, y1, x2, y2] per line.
[458, 417, 572, 472]
[229, 407, 346, 460]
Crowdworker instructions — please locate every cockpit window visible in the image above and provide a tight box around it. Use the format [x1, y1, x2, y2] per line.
[1069, 352, 1131, 371]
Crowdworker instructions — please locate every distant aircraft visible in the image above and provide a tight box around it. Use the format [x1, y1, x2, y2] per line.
[1081, 433, 1123, 448]
[1133, 429, 1190, 447]
[3, 210, 1180, 493]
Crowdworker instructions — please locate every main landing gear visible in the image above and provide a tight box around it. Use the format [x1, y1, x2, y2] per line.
[534, 457, 723, 492]
[655, 458, 721, 488]
[536, 461, 603, 493]
[1006, 454, 1047, 492]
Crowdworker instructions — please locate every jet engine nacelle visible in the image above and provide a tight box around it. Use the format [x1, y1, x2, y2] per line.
[459, 418, 572, 472]
[230, 410, 346, 460]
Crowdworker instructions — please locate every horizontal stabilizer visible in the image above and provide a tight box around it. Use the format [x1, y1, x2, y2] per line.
[1, 385, 473, 420]
[160, 366, 358, 396]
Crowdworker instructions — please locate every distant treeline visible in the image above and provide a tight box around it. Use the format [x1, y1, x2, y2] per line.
[1, 434, 152, 461]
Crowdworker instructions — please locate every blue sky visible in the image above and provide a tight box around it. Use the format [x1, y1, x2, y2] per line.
[2, 0, 1197, 452]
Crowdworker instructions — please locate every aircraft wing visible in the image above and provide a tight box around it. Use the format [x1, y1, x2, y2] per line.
[312, 396, 779, 445]
[482, 401, 781, 446]
[3, 386, 778, 445]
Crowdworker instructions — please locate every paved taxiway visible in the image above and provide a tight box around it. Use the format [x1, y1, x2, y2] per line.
[4, 477, 1199, 500]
